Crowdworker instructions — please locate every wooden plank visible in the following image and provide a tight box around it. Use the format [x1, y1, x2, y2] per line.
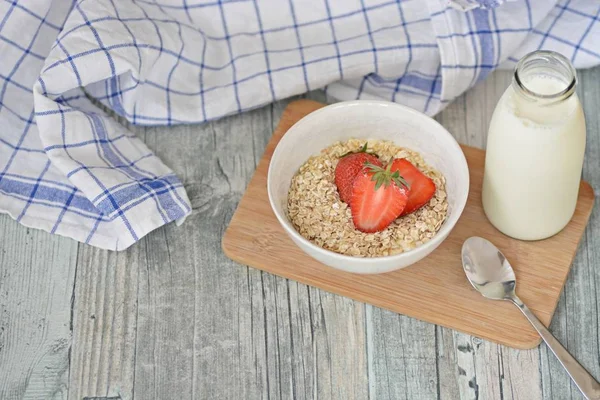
[0, 215, 77, 400]
[539, 67, 600, 400]
[67, 243, 141, 400]
[433, 326, 462, 400]
[366, 307, 438, 400]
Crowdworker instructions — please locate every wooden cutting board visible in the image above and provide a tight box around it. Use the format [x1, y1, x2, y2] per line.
[222, 99, 595, 349]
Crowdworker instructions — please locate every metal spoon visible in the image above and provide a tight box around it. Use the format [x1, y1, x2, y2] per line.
[461, 236, 600, 400]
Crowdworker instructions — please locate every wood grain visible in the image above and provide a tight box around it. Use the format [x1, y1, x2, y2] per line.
[0, 217, 77, 400]
[68, 244, 140, 400]
[222, 98, 595, 350]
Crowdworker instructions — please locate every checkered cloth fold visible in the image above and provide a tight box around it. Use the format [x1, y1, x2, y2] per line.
[1, 0, 599, 250]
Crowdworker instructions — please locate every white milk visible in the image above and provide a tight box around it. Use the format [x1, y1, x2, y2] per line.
[482, 66, 586, 240]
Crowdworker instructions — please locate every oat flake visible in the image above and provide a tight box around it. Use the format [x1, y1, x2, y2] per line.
[286, 139, 448, 258]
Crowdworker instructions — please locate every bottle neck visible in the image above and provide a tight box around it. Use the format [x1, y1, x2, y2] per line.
[512, 50, 577, 105]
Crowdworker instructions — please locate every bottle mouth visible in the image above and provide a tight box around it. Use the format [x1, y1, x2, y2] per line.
[513, 50, 577, 101]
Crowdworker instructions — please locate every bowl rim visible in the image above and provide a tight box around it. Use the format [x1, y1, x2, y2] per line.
[267, 100, 470, 265]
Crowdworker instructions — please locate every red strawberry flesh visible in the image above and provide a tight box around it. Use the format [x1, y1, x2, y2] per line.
[390, 158, 436, 215]
[350, 166, 409, 233]
[335, 152, 382, 203]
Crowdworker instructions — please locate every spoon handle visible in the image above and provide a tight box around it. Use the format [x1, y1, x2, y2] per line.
[511, 295, 600, 400]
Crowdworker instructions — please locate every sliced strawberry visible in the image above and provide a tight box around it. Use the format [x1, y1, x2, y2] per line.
[334, 144, 382, 203]
[390, 158, 436, 215]
[350, 163, 410, 233]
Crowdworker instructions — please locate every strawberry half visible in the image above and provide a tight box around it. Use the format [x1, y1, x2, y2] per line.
[390, 158, 436, 215]
[334, 143, 382, 204]
[350, 163, 410, 233]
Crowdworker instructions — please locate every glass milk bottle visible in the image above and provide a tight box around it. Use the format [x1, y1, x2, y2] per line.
[482, 51, 586, 240]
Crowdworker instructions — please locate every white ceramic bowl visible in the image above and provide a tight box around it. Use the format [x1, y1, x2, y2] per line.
[267, 101, 469, 274]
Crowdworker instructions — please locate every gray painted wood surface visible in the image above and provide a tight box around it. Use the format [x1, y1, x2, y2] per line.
[1, 68, 599, 399]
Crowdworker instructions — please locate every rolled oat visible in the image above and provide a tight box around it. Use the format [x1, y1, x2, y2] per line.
[287, 139, 448, 257]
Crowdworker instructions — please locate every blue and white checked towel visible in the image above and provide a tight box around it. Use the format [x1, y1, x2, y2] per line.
[1, 0, 599, 250]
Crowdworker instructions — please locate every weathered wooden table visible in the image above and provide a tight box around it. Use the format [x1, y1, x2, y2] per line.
[1, 68, 599, 400]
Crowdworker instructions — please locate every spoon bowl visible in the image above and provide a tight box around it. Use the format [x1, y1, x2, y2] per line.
[461, 236, 516, 300]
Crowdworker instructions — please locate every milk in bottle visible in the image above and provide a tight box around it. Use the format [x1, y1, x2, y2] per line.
[482, 51, 586, 240]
